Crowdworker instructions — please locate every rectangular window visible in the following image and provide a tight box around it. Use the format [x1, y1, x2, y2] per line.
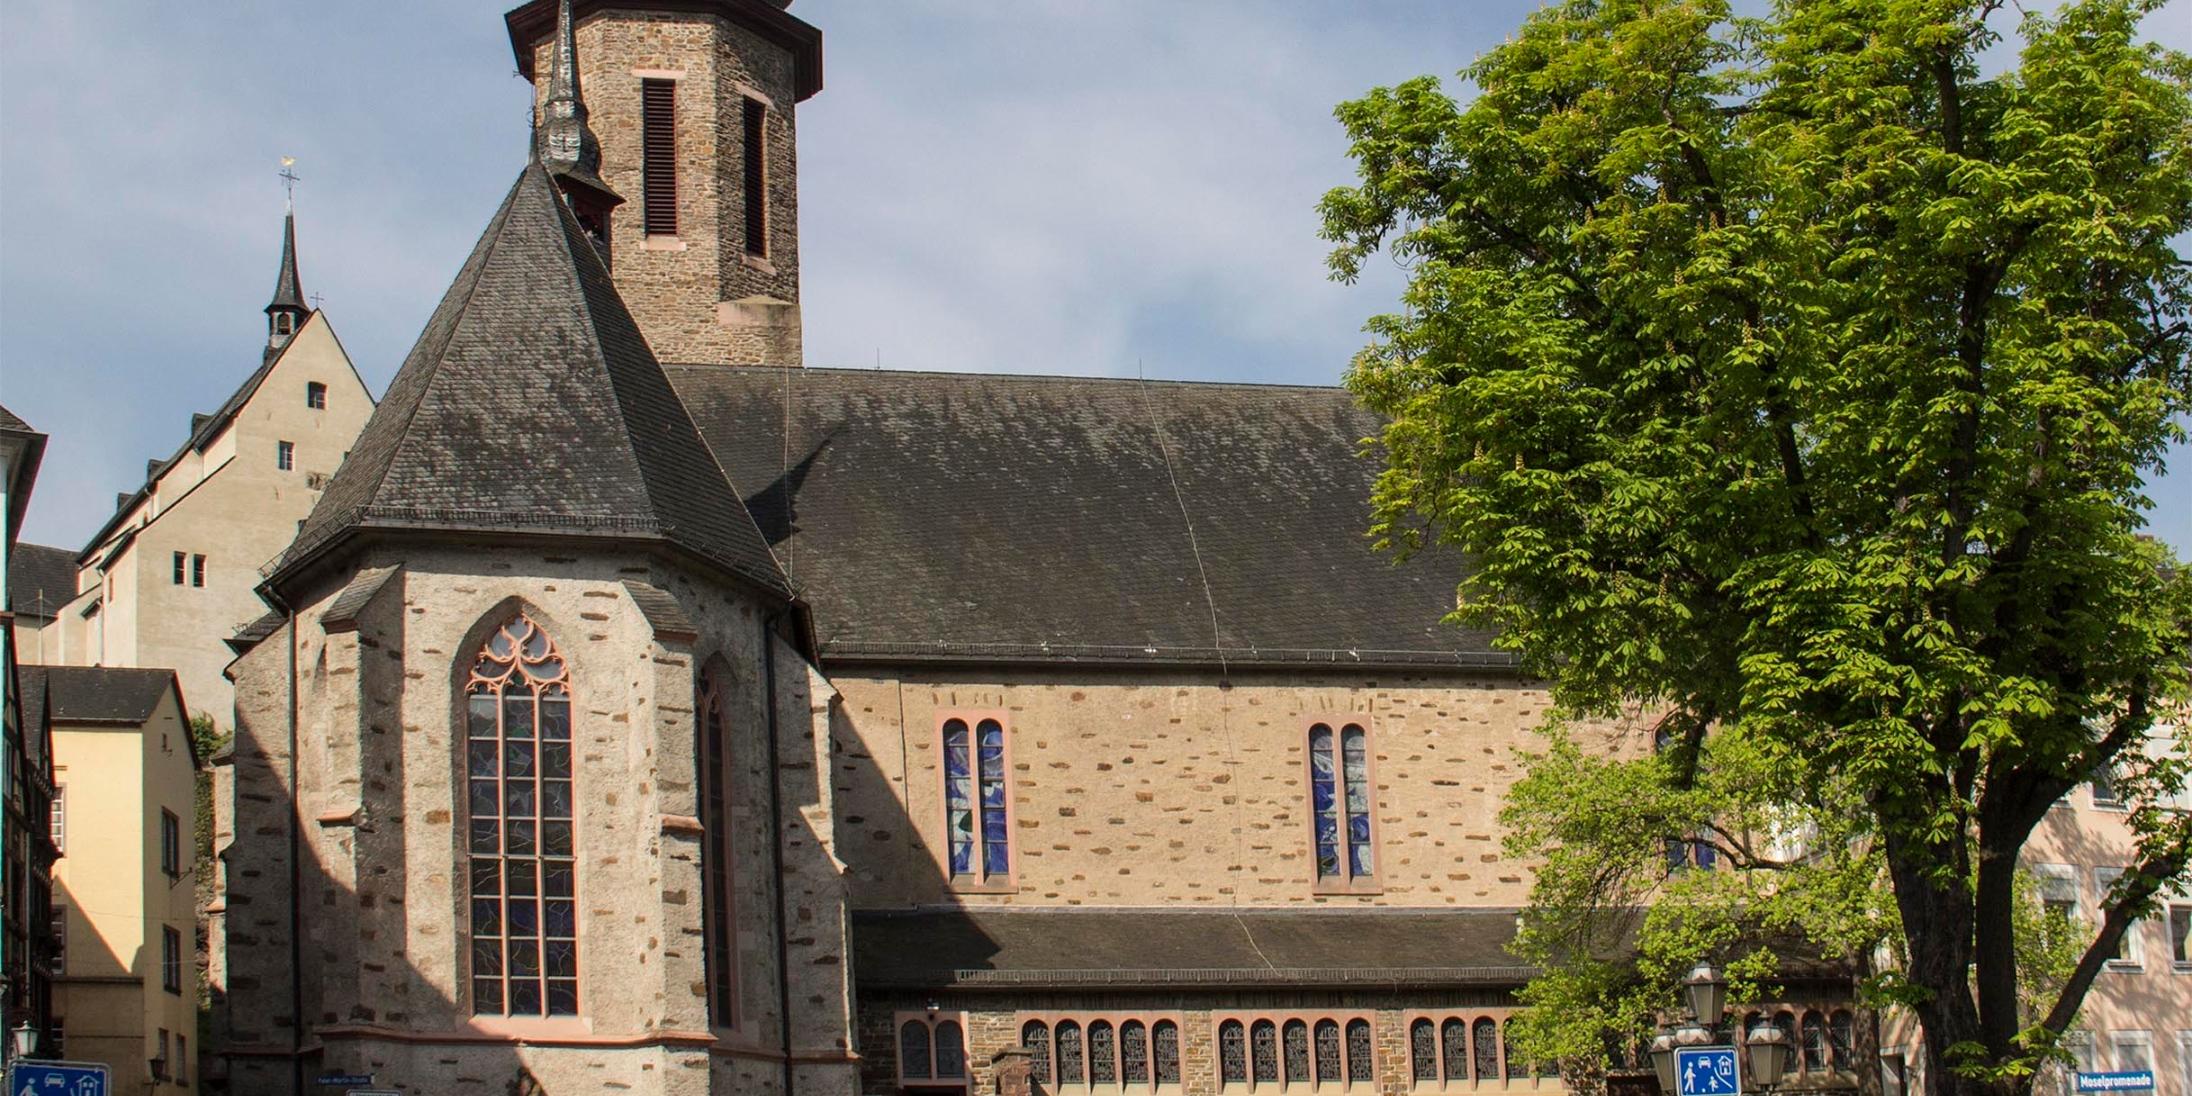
[941, 714, 1012, 887]
[307, 381, 327, 409]
[277, 440, 294, 470]
[641, 79, 678, 236]
[172, 551, 186, 585]
[2112, 1031, 2153, 1077]
[177, 1034, 188, 1083]
[2096, 867, 2142, 968]
[50, 785, 64, 854]
[2170, 905, 2191, 969]
[49, 906, 65, 975]
[161, 808, 182, 878]
[156, 1029, 169, 1077]
[1309, 722, 1377, 888]
[191, 554, 206, 588]
[697, 669, 738, 1028]
[162, 927, 183, 994]
[742, 97, 767, 257]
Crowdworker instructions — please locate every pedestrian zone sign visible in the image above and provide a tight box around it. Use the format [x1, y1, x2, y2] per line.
[1675, 1046, 1741, 1096]
[7, 1059, 109, 1096]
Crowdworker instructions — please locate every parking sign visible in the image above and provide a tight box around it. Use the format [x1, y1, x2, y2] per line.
[1674, 1046, 1741, 1096]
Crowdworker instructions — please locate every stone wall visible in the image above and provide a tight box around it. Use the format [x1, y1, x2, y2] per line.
[530, 8, 804, 366]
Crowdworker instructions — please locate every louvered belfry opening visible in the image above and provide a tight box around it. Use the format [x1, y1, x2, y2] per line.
[641, 78, 678, 236]
[741, 97, 767, 256]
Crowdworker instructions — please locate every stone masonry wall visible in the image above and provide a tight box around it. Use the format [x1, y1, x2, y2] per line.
[530, 9, 804, 366]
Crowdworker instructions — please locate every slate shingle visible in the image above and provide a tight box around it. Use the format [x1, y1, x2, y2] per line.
[21, 665, 180, 726]
[7, 542, 77, 618]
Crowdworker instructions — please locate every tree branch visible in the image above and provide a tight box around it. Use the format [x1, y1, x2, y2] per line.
[2038, 830, 2192, 1037]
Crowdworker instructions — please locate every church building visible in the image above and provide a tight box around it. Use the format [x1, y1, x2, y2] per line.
[211, 2, 1866, 1094]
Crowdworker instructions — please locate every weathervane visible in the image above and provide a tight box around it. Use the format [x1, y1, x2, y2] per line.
[279, 156, 300, 210]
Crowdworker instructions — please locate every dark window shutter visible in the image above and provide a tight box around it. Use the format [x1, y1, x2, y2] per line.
[742, 97, 767, 256]
[642, 79, 678, 236]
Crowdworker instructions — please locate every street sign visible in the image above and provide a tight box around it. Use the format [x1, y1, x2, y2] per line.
[1674, 1046, 1742, 1096]
[7, 1059, 110, 1096]
[317, 1076, 374, 1087]
[2076, 1072, 2155, 1092]
[347, 1090, 401, 1096]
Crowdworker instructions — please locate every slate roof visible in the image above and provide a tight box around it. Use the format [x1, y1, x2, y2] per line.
[0, 401, 45, 538]
[7, 542, 77, 619]
[0, 404, 31, 434]
[276, 162, 788, 598]
[850, 908, 1533, 989]
[20, 665, 180, 726]
[666, 366, 1500, 668]
[268, 210, 306, 315]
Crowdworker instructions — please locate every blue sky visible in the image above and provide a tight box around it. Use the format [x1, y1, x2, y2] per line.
[2, 1, 2188, 553]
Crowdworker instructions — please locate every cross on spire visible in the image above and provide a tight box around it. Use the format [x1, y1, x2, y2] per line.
[309, 292, 325, 310]
[279, 157, 300, 211]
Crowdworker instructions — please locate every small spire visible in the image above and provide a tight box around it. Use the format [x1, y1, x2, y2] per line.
[537, 0, 602, 181]
[266, 187, 308, 350]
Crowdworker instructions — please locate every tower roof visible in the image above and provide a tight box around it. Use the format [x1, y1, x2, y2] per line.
[505, 0, 823, 102]
[266, 210, 305, 316]
[533, 0, 619, 208]
[273, 162, 788, 598]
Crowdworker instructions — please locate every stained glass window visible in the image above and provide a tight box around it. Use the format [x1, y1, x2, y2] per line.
[1252, 1021, 1279, 1083]
[1123, 1021, 1151, 1085]
[1315, 1020, 1342, 1083]
[1802, 1012, 1828, 1073]
[1503, 1023, 1528, 1079]
[1472, 1019, 1499, 1082]
[1220, 1021, 1248, 1084]
[901, 1021, 933, 1080]
[697, 667, 736, 1027]
[1058, 1021, 1086, 1085]
[465, 614, 577, 1017]
[1347, 1020, 1372, 1083]
[937, 1020, 967, 1080]
[1310, 724, 1376, 882]
[1284, 1020, 1311, 1083]
[1091, 1021, 1118, 1084]
[1442, 1019, 1469, 1082]
[1155, 1021, 1182, 1085]
[1025, 1021, 1053, 1084]
[944, 717, 1011, 881]
[1828, 1010, 1855, 1072]
[1411, 1019, 1438, 1082]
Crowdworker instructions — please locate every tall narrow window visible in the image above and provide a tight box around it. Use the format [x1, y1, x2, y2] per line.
[1828, 1010, 1855, 1073]
[1251, 1020, 1279, 1084]
[306, 381, 327, 409]
[942, 716, 1010, 883]
[191, 554, 206, 588]
[1153, 1021, 1181, 1085]
[1471, 1019, 1499, 1082]
[1220, 1021, 1248, 1085]
[1314, 1020, 1342, 1083]
[1348, 1020, 1374, 1082]
[1309, 723, 1375, 884]
[162, 926, 183, 994]
[1122, 1021, 1151, 1085]
[641, 79, 678, 236]
[49, 786, 63, 855]
[1502, 1023, 1528, 1079]
[1024, 1021, 1053, 1084]
[160, 809, 182, 877]
[1283, 1020, 1311, 1083]
[1058, 1021, 1086, 1085]
[697, 667, 737, 1027]
[172, 552, 186, 585]
[1411, 1020, 1438, 1083]
[1091, 1021, 1119, 1084]
[465, 614, 578, 1017]
[936, 1020, 967, 1080]
[901, 1021, 933, 1081]
[741, 97, 767, 257]
[1441, 1018, 1469, 1082]
[277, 440, 294, 470]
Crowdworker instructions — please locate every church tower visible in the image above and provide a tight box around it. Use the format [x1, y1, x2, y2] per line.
[506, 0, 822, 367]
[265, 207, 308, 352]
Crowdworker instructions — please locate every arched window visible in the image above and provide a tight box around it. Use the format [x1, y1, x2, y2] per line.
[1472, 1019, 1500, 1082]
[1503, 1022, 1528, 1079]
[1058, 1021, 1086, 1085]
[1346, 1019, 1373, 1083]
[696, 665, 736, 1027]
[1122, 1021, 1151, 1085]
[937, 1020, 968, 1080]
[1309, 724, 1376, 883]
[465, 613, 577, 1017]
[1252, 1020, 1280, 1083]
[1442, 1018, 1470, 1082]
[900, 1021, 933, 1081]
[1828, 1010, 1855, 1073]
[1091, 1020, 1118, 1084]
[1772, 1011, 1796, 1044]
[1154, 1021, 1182, 1085]
[1283, 1020, 1311, 1083]
[1024, 1021, 1053, 1085]
[1315, 1019, 1342, 1082]
[1412, 1020, 1439, 1083]
[1220, 1021, 1248, 1085]
[1801, 1012, 1828, 1073]
[943, 717, 1011, 881]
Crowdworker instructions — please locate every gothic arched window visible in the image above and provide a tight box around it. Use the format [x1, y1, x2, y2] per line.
[1801, 1011, 1829, 1073]
[1251, 1020, 1279, 1083]
[1314, 1019, 1343, 1083]
[1024, 1021, 1053, 1084]
[1442, 1018, 1470, 1082]
[465, 613, 577, 1017]
[1472, 1019, 1500, 1082]
[1308, 723, 1376, 883]
[1283, 1020, 1311, 1083]
[1411, 1019, 1438, 1083]
[1058, 1020, 1086, 1085]
[1219, 1021, 1248, 1085]
[1122, 1021, 1151, 1085]
[696, 664, 737, 1028]
[1090, 1020, 1118, 1084]
[1828, 1010, 1855, 1073]
[1154, 1020, 1182, 1085]
[1346, 1019, 1373, 1082]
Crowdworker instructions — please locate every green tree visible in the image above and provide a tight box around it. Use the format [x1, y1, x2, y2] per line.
[1321, 1, 2192, 1093]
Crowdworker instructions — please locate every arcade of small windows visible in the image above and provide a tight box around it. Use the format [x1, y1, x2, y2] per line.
[942, 715, 1012, 888]
[1407, 1014, 1557, 1088]
[1023, 1016, 1184, 1090]
[464, 613, 579, 1018]
[1309, 723, 1376, 888]
[1739, 1008, 1858, 1080]
[899, 1013, 971, 1088]
[1217, 1014, 1376, 1090]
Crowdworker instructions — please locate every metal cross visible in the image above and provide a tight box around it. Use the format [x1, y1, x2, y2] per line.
[279, 161, 301, 203]
[309, 292, 325, 309]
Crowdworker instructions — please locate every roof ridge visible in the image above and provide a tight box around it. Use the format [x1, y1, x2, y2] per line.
[667, 362, 1353, 394]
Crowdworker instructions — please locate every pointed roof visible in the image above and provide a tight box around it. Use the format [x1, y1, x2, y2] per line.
[274, 162, 787, 598]
[534, 0, 616, 206]
[267, 210, 305, 316]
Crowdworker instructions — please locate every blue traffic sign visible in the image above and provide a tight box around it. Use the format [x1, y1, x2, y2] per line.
[7, 1059, 110, 1096]
[2076, 1072, 2155, 1093]
[1674, 1046, 1742, 1096]
[316, 1076, 375, 1088]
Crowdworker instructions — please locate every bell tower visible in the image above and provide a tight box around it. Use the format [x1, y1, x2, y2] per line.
[506, 0, 823, 367]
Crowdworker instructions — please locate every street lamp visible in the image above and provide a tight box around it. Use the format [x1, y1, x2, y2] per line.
[1744, 1022, 1796, 1088]
[10, 1020, 36, 1060]
[1683, 960, 1728, 1030]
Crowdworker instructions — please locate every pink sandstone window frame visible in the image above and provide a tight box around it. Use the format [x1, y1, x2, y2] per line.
[1402, 1009, 1561, 1089]
[1018, 1011, 1189, 1092]
[1214, 1011, 1378, 1092]
[895, 1010, 974, 1089]
[937, 709, 1018, 894]
[696, 662, 740, 1033]
[462, 612, 581, 1020]
[1305, 721, 1383, 895]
